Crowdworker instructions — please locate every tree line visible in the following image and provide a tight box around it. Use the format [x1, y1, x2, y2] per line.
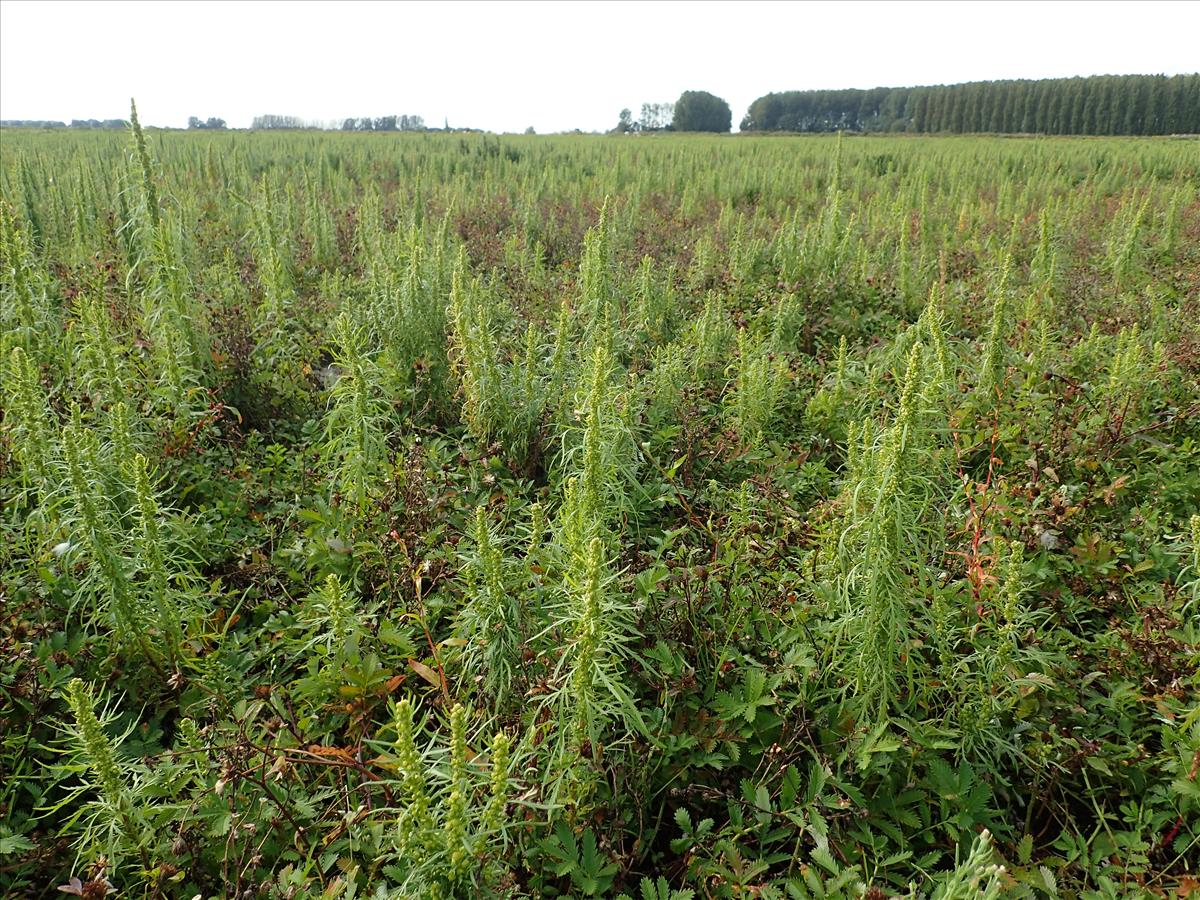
[741, 74, 1200, 135]
[339, 115, 426, 132]
[1, 119, 128, 129]
[613, 90, 732, 133]
[249, 114, 430, 131]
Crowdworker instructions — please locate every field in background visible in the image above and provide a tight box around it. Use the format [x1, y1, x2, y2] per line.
[2, 128, 1199, 898]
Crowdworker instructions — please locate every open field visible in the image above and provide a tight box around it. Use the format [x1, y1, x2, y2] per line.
[2, 128, 1199, 898]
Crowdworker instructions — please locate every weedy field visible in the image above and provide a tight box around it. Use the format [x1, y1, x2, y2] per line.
[1, 119, 1199, 899]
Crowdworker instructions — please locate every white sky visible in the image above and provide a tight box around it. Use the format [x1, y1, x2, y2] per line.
[2, 1, 1197, 133]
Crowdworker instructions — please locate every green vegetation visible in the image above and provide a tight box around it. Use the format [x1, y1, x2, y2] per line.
[672, 91, 734, 133]
[742, 74, 1200, 134]
[1, 118, 1199, 898]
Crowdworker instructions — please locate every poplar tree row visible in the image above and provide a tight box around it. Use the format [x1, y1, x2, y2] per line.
[742, 73, 1200, 135]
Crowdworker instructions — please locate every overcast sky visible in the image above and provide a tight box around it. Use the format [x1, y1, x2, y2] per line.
[2, 0, 1197, 133]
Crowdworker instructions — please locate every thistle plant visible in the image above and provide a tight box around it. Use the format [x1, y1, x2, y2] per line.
[769, 290, 806, 354]
[977, 253, 1012, 398]
[58, 414, 162, 667]
[1160, 185, 1182, 258]
[687, 233, 718, 292]
[1103, 324, 1146, 412]
[395, 697, 434, 856]
[632, 255, 676, 348]
[830, 343, 947, 714]
[4, 345, 57, 498]
[389, 699, 518, 896]
[930, 829, 1005, 900]
[322, 313, 393, 524]
[543, 529, 641, 806]
[444, 704, 471, 880]
[73, 290, 132, 410]
[644, 343, 689, 428]
[579, 197, 615, 330]
[556, 342, 639, 545]
[546, 296, 576, 425]
[455, 506, 523, 708]
[1, 201, 59, 363]
[126, 453, 186, 668]
[806, 335, 851, 433]
[1182, 514, 1200, 613]
[688, 291, 734, 382]
[992, 540, 1024, 673]
[54, 679, 149, 870]
[103, 401, 144, 505]
[128, 99, 160, 233]
[303, 168, 338, 268]
[729, 212, 767, 294]
[299, 573, 361, 655]
[920, 285, 954, 399]
[248, 174, 305, 405]
[446, 259, 537, 455]
[143, 210, 210, 420]
[726, 328, 787, 450]
[1106, 193, 1148, 288]
[1029, 203, 1058, 297]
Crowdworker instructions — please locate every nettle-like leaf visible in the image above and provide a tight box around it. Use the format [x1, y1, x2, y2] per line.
[713, 667, 778, 724]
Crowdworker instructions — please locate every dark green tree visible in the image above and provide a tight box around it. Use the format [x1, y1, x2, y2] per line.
[740, 75, 1199, 136]
[672, 90, 732, 133]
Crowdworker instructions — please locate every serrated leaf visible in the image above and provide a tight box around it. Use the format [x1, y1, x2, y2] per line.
[1039, 865, 1058, 895]
[207, 810, 233, 837]
[1018, 833, 1034, 865]
[804, 763, 827, 805]
[673, 806, 693, 834]
[0, 833, 35, 857]
[811, 844, 839, 875]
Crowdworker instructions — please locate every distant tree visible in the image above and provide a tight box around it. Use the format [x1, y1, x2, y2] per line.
[251, 114, 306, 130]
[613, 108, 633, 133]
[639, 102, 674, 131]
[375, 115, 398, 131]
[188, 116, 227, 130]
[1, 120, 67, 128]
[672, 90, 732, 133]
[524, 125, 536, 135]
[399, 115, 426, 132]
